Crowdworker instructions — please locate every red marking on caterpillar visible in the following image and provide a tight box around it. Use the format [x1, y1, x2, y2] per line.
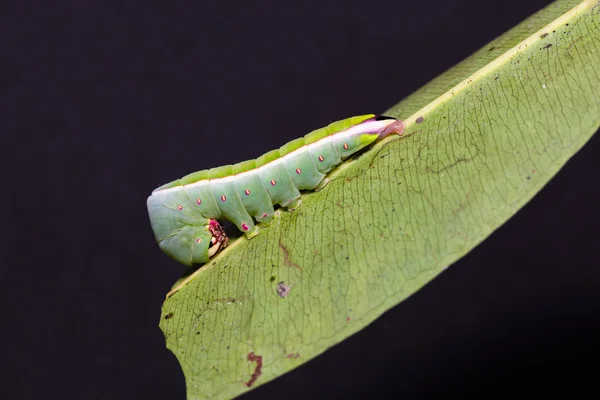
[318, 155, 324, 162]
[208, 219, 229, 248]
[177, 204, 183, 210]
[220, 195, 227, 202]
[343, 143, 349, 150]
[270, 179, 276, 186]
[295, 168, 301, 174]
[244, 189, 251, 196]
[196, 198, 202, 205]
[241, 223, 249, 231]
[196, 238, 202, 244]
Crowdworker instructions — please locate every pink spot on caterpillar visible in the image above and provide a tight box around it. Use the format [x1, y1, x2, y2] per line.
[295, 168, 301, 174]
[244, 189, 251, 196]
[177, 204, 183, 210]
[241, 223, 249, 231]
[262, 213, 268, 218]
[318, 155, 324, 162]
[196, 238, 202, 244]
[220, 195, 226, 202]
[270, 179, 276, 186]
[343, 143, 349, 150]
[196, 198, 202, 205]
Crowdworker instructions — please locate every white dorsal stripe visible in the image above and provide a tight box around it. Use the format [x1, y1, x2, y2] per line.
[152, 119, 396, 197]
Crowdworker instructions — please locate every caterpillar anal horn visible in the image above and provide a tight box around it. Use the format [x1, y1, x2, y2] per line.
[379, 120, 405, 138]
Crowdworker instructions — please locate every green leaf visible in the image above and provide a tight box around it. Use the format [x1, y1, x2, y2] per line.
[160, 1, 600, 398]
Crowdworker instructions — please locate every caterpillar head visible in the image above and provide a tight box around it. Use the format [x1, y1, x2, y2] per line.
[208, 219, 228, 257]
[147, 191, 228, 266]
[335, 115, 405, 158]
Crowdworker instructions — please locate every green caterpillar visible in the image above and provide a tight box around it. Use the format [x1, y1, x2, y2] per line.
[147, 114, 405, 266]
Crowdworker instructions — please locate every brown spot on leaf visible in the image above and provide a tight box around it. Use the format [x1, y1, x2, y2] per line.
[567, 36, 584, 51]
[285, 353, 300, 359]
[451, 192, 472, 217]
[543, 43, 553, 49]
[212, 296, 245, 303]
[276, 281, 291, 298]
[416, 116, 424, 124]
[540, 32, 549, 38]
[425, 156, 472, 175]
[245, 352, 263, 387]
[164, 312, 174, 320]
[279, 242, 302, 270]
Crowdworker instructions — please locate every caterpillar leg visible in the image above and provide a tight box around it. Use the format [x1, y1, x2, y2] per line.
[255, 211, 274, 224]
[244, 225, 260, 239]
[208, 220, 229, 257]
[285, 197, 302, 211]
[314, 178, 330, 192]
[208, 241, 222, 257]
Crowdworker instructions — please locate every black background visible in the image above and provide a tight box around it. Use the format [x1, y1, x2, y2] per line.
[3, 0, 599, 399]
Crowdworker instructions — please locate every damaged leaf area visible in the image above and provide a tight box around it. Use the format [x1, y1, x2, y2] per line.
[160, 1, 600, 399]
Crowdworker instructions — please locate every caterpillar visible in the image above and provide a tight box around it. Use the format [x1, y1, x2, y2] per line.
[147, 114, 405, 266]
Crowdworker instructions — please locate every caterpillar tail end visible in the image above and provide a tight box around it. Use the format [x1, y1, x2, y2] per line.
[379, 118, 405, 139]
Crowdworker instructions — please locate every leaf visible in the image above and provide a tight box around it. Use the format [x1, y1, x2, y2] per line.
[159, 1, 600, 398]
